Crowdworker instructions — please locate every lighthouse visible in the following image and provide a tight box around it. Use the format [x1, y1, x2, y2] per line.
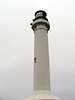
[25, 10, 58, 100]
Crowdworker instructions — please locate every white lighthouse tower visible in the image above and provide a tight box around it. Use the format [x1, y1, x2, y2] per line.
[25, 10, 58, 100]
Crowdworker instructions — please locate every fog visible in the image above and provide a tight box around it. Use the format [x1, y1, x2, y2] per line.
[0, 0, 75, 100]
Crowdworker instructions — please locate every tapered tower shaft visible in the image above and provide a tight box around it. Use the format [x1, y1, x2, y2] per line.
[31, 10, 50, 91]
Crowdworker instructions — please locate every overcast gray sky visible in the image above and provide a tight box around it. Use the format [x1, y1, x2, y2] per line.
[0, 0, 75, 100]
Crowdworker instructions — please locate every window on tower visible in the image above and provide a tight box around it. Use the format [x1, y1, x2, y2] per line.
[34, 57, 36, 63]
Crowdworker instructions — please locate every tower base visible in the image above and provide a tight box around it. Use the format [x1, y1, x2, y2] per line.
[25, 91, 58, 100]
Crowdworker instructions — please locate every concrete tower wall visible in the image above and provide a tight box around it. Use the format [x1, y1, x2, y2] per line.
[34, 24, 50, 91]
